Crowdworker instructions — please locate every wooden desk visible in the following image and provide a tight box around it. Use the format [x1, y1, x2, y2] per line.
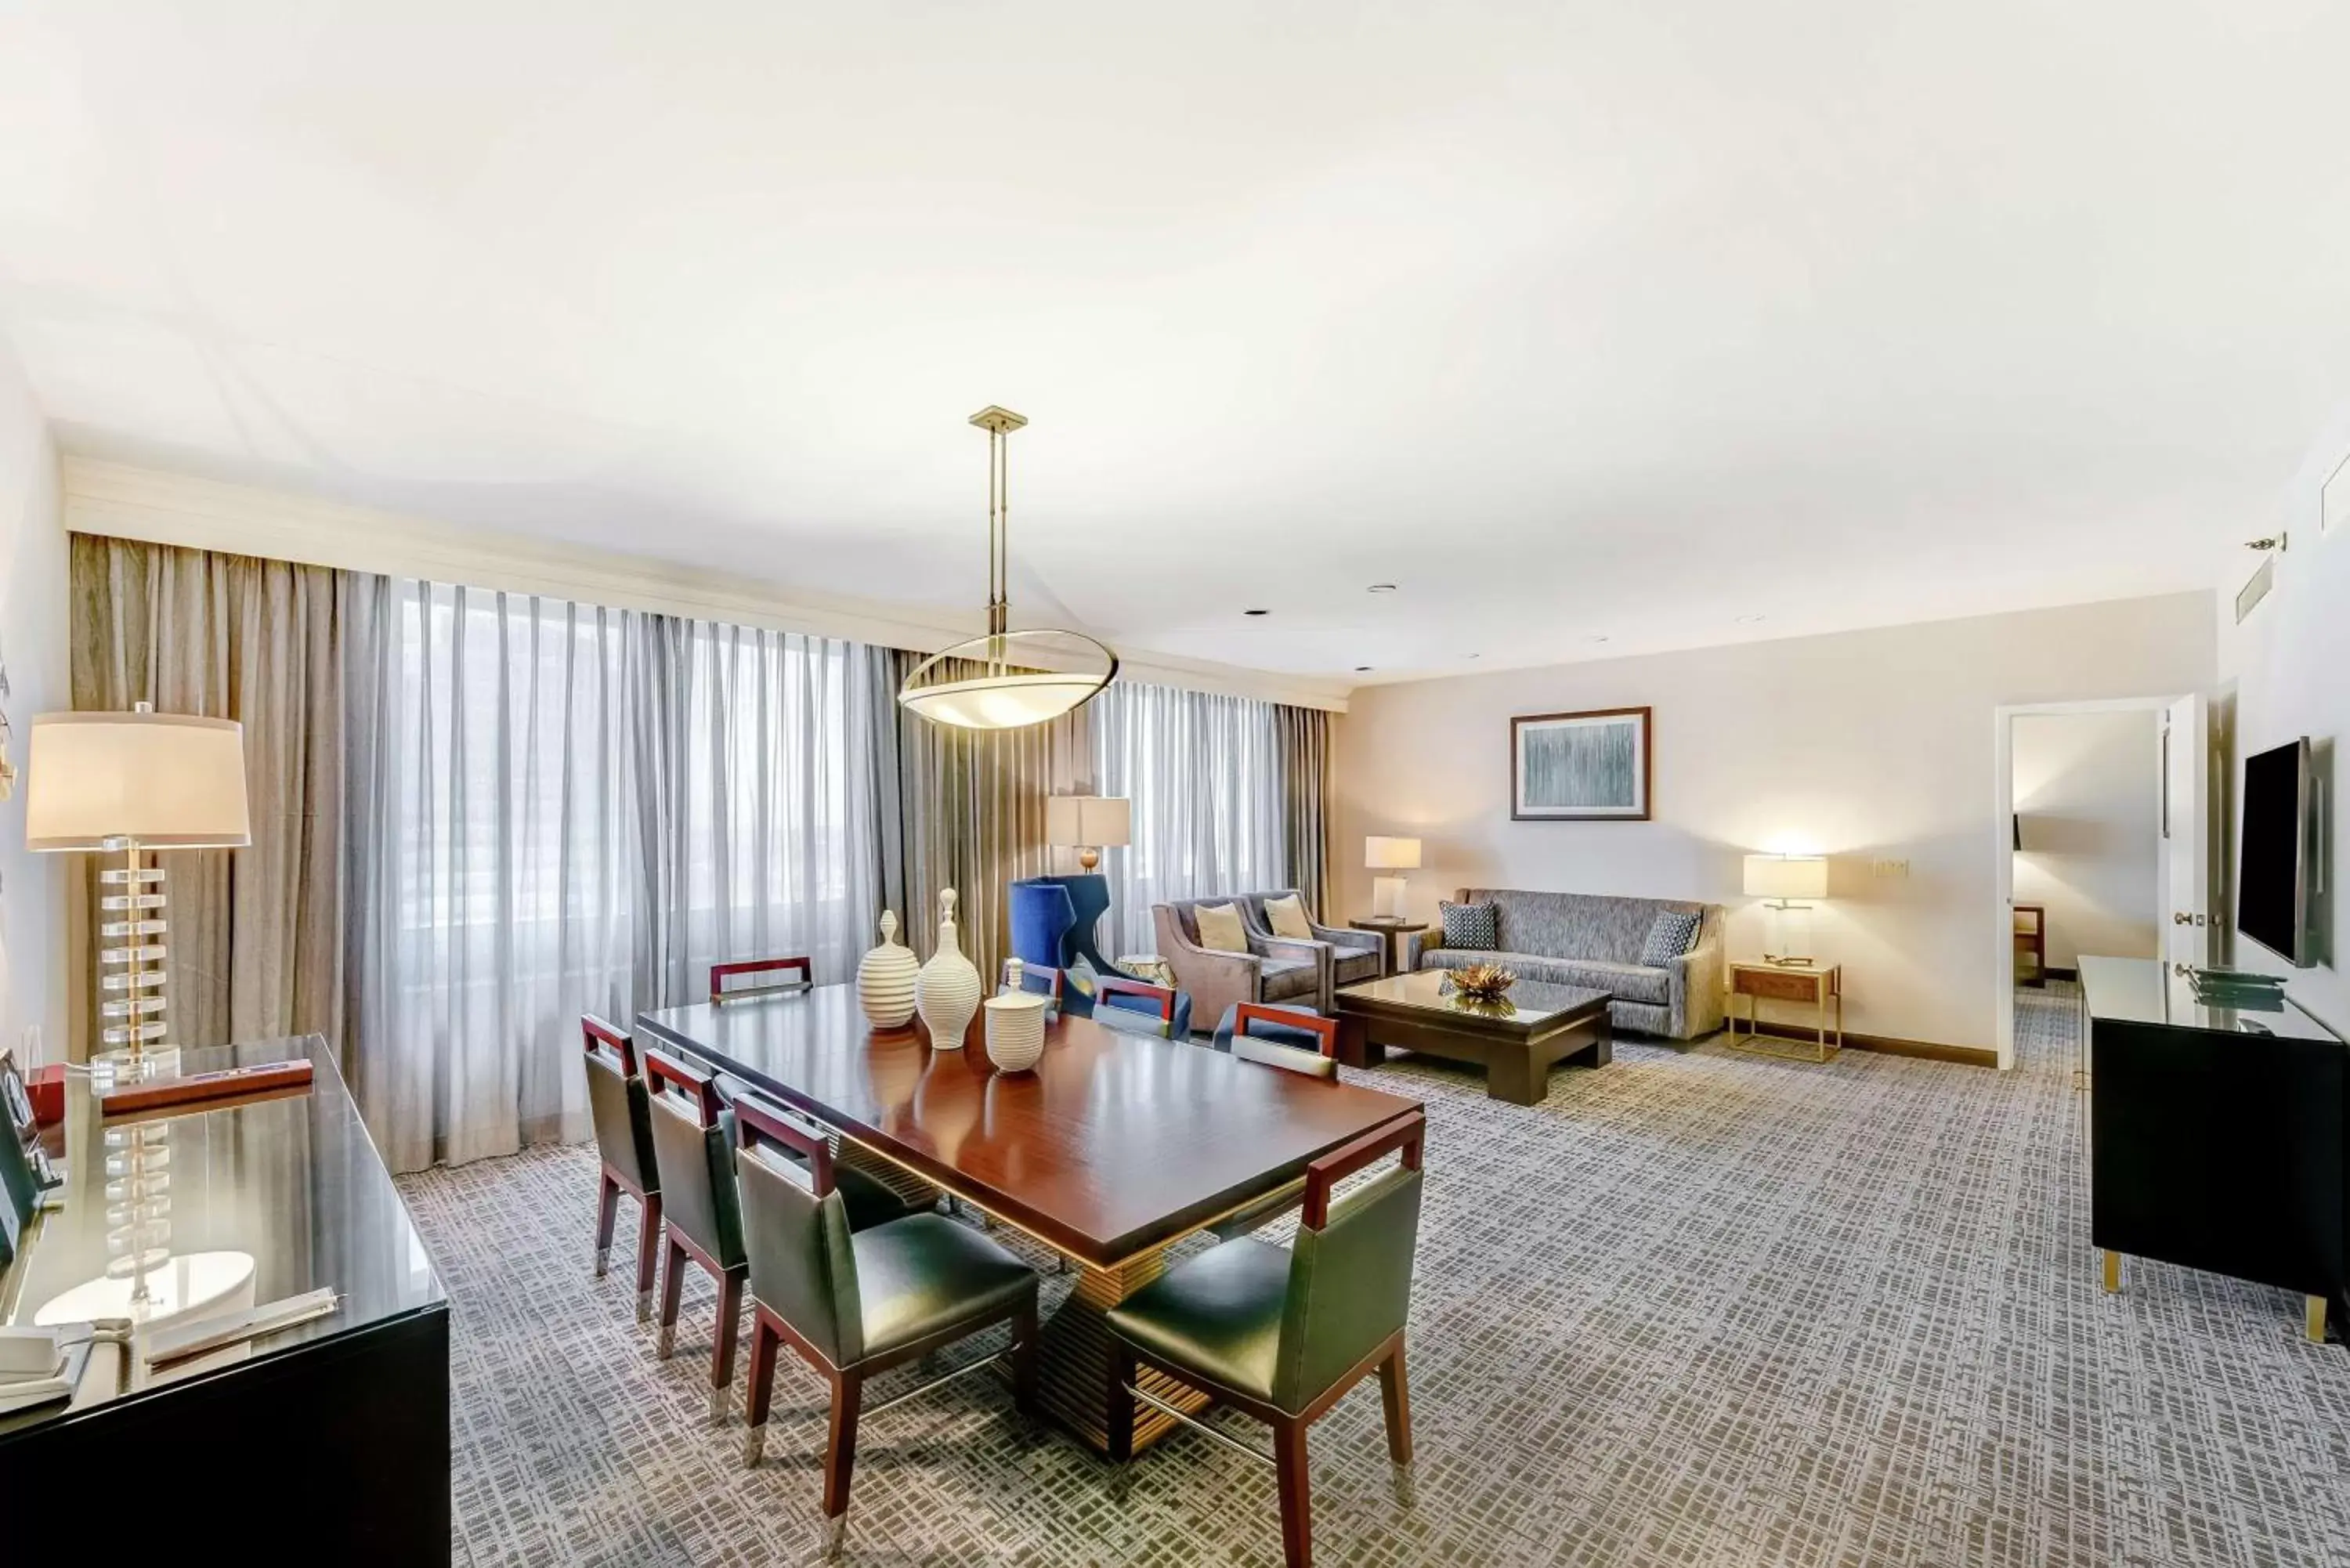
[638, 985, 1423, 1452]
[2013, 903, 2048, 988]
[1726, 962, 1843, 1062]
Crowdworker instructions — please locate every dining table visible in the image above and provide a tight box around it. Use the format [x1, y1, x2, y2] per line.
[636, 983, 1426, 1453]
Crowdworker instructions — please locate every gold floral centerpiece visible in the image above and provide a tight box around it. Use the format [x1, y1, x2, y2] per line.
[1444, 962, 1517, 1004]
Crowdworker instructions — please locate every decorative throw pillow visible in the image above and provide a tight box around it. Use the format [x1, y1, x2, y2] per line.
[1263, 893, 1315, 941]
[1640, 909, 1702, 967]
[1439, 900, 1499, 951]
[1193, 901, 1252, 954]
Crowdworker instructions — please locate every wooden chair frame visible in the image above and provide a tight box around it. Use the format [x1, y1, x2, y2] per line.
[644, 1046, 750, 1414]
[583, 1014, 667, 1317]
[1094, 974, 1178, 1024]
[1234, 1003, 1340, 1058]
[733, 1090, 1039, 1555]
[1109, 1112, 1425, 1568]
[710, 955, 814, 1004]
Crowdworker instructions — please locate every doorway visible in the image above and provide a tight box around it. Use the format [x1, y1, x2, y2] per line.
[1991, 695, 2207, 1069]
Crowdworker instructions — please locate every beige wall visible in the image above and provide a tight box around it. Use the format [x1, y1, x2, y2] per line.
[1332, 591, 2215, 1051]
[2215, 408, 2350, 1037]
[0, 338, 70, 1066]
[2011, 710, 2160, 969]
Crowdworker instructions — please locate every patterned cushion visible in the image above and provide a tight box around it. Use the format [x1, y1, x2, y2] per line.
[1440, 900, 1499, 951]
[1194, 901, 1252, 955]
[1262, 893, 1314, 941]
[1639, 909, 1702, 967]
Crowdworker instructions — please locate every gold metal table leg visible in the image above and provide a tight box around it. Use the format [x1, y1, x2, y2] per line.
[2102, 1249, 2121, 1294]
[2308, 1295, 2328, 1344]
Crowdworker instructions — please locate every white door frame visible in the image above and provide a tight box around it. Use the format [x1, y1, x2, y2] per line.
[1991, 695, 2177, 1069]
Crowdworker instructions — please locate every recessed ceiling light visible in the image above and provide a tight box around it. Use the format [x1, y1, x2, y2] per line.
[1734, 614, 1767, 624]
[1242, 608, 1270, 616]
[1367, 583, 1398, 594]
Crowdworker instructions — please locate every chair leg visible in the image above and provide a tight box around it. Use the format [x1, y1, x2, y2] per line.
[710, 1270, 744, 1419]
[821, 1370, 863, 1558]
[1010, 1300, 1039, 1418]
[634, 1194, 663, 1322]
[1378, 1345, 1413, 1465]
[743, 1314, 779, 1466]
[656, 1234, 685, 1360]
[1105, 1341, 1137, 1463]
[594, 1172, 620, 1277]
[1273, 1418, 1314, 1568]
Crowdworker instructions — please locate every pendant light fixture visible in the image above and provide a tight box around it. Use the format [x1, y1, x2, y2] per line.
[897, 406, 1119, 730]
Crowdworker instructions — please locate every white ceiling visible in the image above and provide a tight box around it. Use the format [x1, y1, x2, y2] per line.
[2, 2, 2345, 684]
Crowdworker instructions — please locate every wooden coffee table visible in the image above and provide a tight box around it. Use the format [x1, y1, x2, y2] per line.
[1332, 970, 1612, 1105]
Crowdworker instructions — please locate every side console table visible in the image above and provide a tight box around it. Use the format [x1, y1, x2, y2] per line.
[1726, 961, 1843, 1061]
[2082, 955, 2345, 1344]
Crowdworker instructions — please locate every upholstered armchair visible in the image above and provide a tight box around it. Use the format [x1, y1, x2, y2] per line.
[1153, 891, 1380, 1027]
[1237, 890, 1383, 994]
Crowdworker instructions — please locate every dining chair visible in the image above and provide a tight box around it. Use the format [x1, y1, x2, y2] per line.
[1092, 974, 1188, 1039]
[1106, 1112, 1426, 1568]
[581, 1014, 663, 1321]
[1000, 958, 1065, 1006]
[710, 955, 814, 1003]
[643, 1048, 754, 1418]
[1217, 1003, 1340, 1074]
[732, 1090, 1040, 1560]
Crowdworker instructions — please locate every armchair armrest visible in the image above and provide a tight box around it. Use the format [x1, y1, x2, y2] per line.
[1154, 904, 1263, 1032]
[1307, 919, 1382, 956]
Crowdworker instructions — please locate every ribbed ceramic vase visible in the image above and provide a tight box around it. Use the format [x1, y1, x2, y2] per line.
[985, 957, 1049, 1072]
[915, 889, 982, 1050]
[856, 909, 920, 1030]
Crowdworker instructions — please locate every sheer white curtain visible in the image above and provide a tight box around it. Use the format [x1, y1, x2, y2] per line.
[349, 583, 885, 1172]
[1089, 681, 1290, 955]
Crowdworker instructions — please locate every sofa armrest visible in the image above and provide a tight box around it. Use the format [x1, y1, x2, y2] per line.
[1404, 928, 1443, 970]
[1667, 930, 1727, 1041]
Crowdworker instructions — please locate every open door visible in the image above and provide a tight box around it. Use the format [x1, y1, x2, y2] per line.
[2159, 693, 2210, 969]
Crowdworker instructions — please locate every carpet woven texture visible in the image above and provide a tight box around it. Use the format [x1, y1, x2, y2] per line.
[400, 983, 2350, 1566]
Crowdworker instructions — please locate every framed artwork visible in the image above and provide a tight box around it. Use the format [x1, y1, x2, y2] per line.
[1511, 706, 1651, 821]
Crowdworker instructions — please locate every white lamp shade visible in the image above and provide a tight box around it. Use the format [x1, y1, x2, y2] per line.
[1743, 854, 1828, 901]
[1046, 795, 1131, 848]
[1365, 836, 1423, 870]
[25, 710, 252, 850]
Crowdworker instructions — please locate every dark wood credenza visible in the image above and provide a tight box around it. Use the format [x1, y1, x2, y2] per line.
[2082, 956, 2345, 1342]
[0, 1038, 450, 1562]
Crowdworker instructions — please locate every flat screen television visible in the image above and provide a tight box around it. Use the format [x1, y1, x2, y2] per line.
[2237, 737, 2312, 966]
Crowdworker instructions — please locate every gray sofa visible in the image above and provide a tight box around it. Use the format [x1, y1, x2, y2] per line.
[1153, 890, 1384, 1029]
[1405, 887, 1726, 1041]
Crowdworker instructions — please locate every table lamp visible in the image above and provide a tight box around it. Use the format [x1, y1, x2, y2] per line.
[1742, 853, 1828, 966]
[25, 703, 251, 1081]
[1365, 836, 1422, 919]
[1045, 794, 1130, 872]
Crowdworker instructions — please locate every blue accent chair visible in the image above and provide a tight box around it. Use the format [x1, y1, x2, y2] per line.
[1009, 875, 1119, 980]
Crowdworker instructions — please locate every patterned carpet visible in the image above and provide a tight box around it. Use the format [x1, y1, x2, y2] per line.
[400, 985, 2350, 1566]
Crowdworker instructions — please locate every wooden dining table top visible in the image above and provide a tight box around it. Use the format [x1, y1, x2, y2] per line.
[636, 985, 1424, 1268]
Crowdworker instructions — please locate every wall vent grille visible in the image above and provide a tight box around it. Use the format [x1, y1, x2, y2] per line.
[2235, 555, 2276, 623]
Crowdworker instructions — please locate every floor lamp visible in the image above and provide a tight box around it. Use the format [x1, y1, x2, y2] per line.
[25, 703, 251, 1082]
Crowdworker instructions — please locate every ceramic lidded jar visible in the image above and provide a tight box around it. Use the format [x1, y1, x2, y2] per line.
[856, 909, 920, 1029]
[914, 888, 983, 1050]
[985, 958, 1050, 1072]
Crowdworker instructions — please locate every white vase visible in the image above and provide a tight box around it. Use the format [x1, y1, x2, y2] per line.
[856, 909, 920, 1030]
[984, 960, 1049, 1073]
[915, 888, 983, 1050]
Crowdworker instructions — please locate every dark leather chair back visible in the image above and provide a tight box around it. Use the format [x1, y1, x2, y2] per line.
[1273, 1116, 1425, 1412]
[582, 1016, 658, 1194]
[644, 1050, 747, 1270]
[733, 1093, 865, 1364]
